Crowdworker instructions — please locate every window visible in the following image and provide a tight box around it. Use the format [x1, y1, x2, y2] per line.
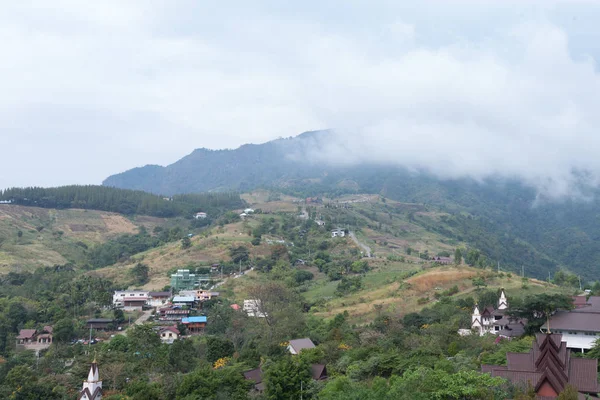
[120, 294, 125, 297]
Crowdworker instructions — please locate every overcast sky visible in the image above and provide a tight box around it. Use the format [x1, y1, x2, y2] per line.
[3, 1, 600, 196]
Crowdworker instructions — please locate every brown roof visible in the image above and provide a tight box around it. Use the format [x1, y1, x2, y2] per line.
[17, 329, 36, 339]
[311, 364, 327, 380]
[289, 338, 316, 353]
[42, 325, 53, 333]
[542, 310, 600, 332]
[243, 368, 262, 383]
[149, 291, 171, 298]
[159, 326, 180, 335]
[482, 334, 599, 396]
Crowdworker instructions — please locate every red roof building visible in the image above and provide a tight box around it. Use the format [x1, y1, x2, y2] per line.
[482, 333, 599, 399]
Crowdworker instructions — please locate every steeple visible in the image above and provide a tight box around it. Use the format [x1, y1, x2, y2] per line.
[498, 288, 508, 310]
[79, 358, 102, 400]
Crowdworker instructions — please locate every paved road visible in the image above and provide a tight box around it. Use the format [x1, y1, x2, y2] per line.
[349, 231, 372, 258]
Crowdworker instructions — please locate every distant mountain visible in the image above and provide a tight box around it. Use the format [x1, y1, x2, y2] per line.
[103, 131, 600, 281]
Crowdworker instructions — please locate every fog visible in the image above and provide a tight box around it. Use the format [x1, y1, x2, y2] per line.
[2, 1, 600, 198]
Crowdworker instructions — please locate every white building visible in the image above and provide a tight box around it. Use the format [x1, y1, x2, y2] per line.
[470, 289, 525, 337]
[79, 359, 102, 400]
[244, 299, 267, 318]
[542, 296, 600, 352]
[194, 212, 207, 219]
[331, 228, 345, 238]
[158, 326, 180, 344]
[148, 291, 171, 307]
[112, 290, 149, 307]
[244, 208, 255, 214]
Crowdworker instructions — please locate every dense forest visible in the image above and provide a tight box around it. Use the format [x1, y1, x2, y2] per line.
[0, 185, 245, 218]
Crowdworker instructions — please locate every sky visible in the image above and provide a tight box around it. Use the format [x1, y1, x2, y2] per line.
[3, 1, 600, 197]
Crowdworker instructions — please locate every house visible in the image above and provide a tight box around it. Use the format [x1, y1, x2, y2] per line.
[541, 295, 600, 352]
[315, 220, 325, 226]
[86, 319, 115, 331]
[194, 212, 207, 219]
[181, 316, 207, 334]
[17, 326, 54, 350]
[230, 304, 241, 311]
[287, 338, 316, 355]
[311, 364, 328, 380]
[112, 290, 149, 307]
[16, 329, 37, 346]
[470, 289, 526, 337]
[158, 326, 180, 344]
[433, 256, 453, 265]
[331, 228, 345, 238]
[172, 296, 196, 307]
[158, 305, 189, 321]
[78, 358, 102, 400]
[179, 289, 219, 302]
[123, 295, 148, 311]
[243, 299, 267, 317]
[244, 208, 255, 214]
[482, 333, 599, 398]
[148, 291, 171, 307]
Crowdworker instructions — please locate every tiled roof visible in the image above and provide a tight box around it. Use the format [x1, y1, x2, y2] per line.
[289, 338, 316, 353]
[482, 334, 599, 396]
[243, 368, 262, 383]
[17, 329, 36, 339]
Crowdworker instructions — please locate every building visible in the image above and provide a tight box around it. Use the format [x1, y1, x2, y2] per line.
[123, 295, 148, 311]
[541, 296, 600, 352]
[16, 326, 54, 351]
[288, 338, 316, 355]
[170, 269, 197, 291]
[158, 326, 180, 344]
[470, 289, 526, 337]
[86, 319, 115, 331]
[315, 220, 325, 226]
[331, 228, 345, 238]
[158, 305, 189, 322]
[148, 291, 171, 307]
[172, 296, 196, 307]
[243, 299, 267, 317]
[112, 290, 149, 307]
[244, 208, 255, 214]
[181, 316, 207, 334]
[194, 212, 207, 219]
[179, 289, 219, 302]
[433, 256, 453, 265]
[78, 358, 102, 400]
[482, 333, 599, 398]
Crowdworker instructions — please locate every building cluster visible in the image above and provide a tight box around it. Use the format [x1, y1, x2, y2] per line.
[16, 325, 53, 352]
[542, 295, 600, 352]
[469, 289, 527, 338]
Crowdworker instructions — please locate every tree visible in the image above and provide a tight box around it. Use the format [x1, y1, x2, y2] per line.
[509, 293, 574, 334]
[17, 230, 23, 238]
[181, 236, 191, 249]
[472, 277, 487, 290]
[53, 318, 75, 343]
[264, 356, 312, 400]
[113, 308, 125, 323]
[176, 366, 250, 400]
[205, 336, 234, 363]
[130, 263, 149, 285]
[454, 248, 462, 265]
[229, 246, 249, 264]
[557, 384, 579, 400]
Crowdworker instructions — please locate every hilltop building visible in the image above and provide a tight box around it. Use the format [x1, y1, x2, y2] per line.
[482, 333, 599, 398]
[78, 359, 102, 400]
[470, 289, 526, 337]
[170, 269, 211, 291]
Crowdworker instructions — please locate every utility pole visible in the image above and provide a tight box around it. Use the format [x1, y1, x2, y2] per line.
[300, 381, 303, 400]
[239, 259, 242, 275]
[521, 265, 524, 278]
[579, 275, 582, 291]
[497, 261, 500, 273]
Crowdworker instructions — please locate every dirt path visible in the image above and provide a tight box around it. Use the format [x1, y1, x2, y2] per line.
[349, 231, 371, 258]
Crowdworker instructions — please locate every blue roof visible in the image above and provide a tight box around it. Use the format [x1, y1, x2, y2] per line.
[173, 296, 195, 302]
[182, 316, 207, 323]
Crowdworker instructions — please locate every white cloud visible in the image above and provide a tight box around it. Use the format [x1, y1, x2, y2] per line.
[1, 1, 600, 198]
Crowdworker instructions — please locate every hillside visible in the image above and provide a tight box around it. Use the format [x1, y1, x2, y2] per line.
[102, 131, 600, 281]
[0, 204, 168, 272]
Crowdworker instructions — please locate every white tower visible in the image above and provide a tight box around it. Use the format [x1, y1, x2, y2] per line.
[498, 289, 508, 310]
[79, 358, 102, 400]
[471, 305, 483, 334]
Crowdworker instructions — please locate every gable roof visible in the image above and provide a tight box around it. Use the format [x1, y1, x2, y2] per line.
[159, 326, 180, 335]
[311, 364, 327, 380]
[17, 329, 36, 339]
[482, 334, 599, 396]
[289, 338, 316, 353]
